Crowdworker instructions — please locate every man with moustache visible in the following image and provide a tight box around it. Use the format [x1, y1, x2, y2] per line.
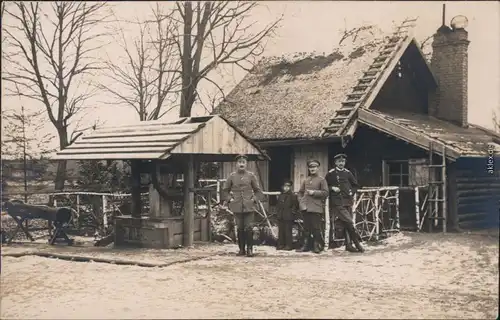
[222, 154, 265, 257]
[326, 153, 364, 253]
[298, 159, 329, 254]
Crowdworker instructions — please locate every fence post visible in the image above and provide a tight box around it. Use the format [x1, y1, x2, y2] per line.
[102, 195, 108, 230]
[374, 190, 380, 239]
[76, 194, 80, 217]
[395, 188, 400, 230]
[207, 190, 212, 243]
[324, 197, 329, 251]
[216, 179, 221, 204]
[352, 193, 357, 224]
[414, 187, 420, 232]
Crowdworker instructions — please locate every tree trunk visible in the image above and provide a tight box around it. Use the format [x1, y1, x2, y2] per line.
[179, 2, 194, 118]
[54, 126, 69, 191]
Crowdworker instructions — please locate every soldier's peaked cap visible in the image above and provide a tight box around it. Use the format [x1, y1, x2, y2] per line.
[334, 153, 347, 160]
[234, 154, 248, 161]
[307, 159, 320, 167]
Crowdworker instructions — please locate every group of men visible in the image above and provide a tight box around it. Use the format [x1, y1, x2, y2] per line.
[221, 153, 364, 257]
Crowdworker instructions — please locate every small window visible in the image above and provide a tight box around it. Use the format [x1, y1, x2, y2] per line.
[385, 161, 410, 187]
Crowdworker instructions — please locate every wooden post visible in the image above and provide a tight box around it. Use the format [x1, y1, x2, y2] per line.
[207, 190, 212, 243]
[183, 154, 195, 247]
[102, 195, 108, 229]
[324, 197, 329, 251]
[216, 179, 221, 204]
[415, 186, 420, 231]
[76, 195, 80, 216]
[395, 188, 400, 230]
[130, 160, 142, 218]
[374, 190, 380, 240]
[442, 145, 447, 233]
[428, 143, 433, 233]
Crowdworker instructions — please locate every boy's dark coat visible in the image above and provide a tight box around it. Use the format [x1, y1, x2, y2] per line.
[276, 191, 299, 221]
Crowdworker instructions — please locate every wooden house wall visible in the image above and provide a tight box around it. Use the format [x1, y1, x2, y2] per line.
[170, 116, 262, 156]
[342, 125, 429, 187]
[448, 157, 500, 230]
[338, 125, 431, 228]
[370, 46, 430, 115]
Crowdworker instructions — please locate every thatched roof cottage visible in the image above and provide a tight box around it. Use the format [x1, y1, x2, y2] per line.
[214, 17, 500, 231]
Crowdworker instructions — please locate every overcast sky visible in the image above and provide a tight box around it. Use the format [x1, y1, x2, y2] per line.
[2, 1, 499, 153]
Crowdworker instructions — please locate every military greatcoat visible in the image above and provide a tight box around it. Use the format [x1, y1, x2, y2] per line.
[222, 170, 264, 213]
[325, 167, 359, 222]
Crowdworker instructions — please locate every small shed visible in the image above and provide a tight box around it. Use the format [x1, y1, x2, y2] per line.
[54, 115, 268, 248]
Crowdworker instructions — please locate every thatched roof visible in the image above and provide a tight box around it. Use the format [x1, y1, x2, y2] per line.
[358, 109, 500, 159]
[214, 35, 389, 141]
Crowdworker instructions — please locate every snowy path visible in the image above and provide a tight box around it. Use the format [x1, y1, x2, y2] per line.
[1, 232, 498, 319]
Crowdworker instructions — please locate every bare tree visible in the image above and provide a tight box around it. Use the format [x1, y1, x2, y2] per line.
[99, 5, 180, 121]
[171, 1, 282, 117]
[493, 108, 500, 133]
[2, 87, 56, 201]
[2, 2, 109, 190]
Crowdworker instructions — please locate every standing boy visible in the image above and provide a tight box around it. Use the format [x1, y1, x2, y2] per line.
[325, 153, 364, 253]
[298, 160, 329, 254]
[276, 180, 299, 251]
[222, 154, 265, 257]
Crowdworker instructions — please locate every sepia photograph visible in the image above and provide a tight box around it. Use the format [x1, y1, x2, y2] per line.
[1, 1, 499, 319]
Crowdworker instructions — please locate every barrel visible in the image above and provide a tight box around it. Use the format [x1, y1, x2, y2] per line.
[4, 201, 72, 224]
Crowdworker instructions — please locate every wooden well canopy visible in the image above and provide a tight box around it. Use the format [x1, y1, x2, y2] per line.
[54, 115, 268, 162]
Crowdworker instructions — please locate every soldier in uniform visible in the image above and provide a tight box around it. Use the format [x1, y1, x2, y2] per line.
[222, 154, 265, 257]
[298, 160, 329, 254]
[325, 153, 365, 253]
[276, 180, 299, 251]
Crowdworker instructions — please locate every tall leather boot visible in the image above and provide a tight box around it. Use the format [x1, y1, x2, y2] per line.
[245, 229, 254, 257]
[312, 230, 322, 254]
[347, 224, 365, 253]
[299, 232, 310, 252]
[237, 229, 246, 256]
[344, 230, 358, 253]
[284, 221, 294, 251]
[351, 232, 365, 253]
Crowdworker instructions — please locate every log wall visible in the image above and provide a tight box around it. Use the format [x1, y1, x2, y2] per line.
[448, 157, 500, 230]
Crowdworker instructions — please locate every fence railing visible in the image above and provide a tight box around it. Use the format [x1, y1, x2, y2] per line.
[4, 180, 424, 244]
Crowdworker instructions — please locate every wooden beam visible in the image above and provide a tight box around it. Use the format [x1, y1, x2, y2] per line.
[53, 152, 171, 161]
[183, 154, 195, 247]
[130, 160, 142, 218]
[257, 137, 341, 147]
[358, 109, 461, 160]
[93, 123, 202, 135]
[74, 134, 189, 144]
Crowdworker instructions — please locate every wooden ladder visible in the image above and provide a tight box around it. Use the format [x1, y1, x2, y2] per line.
[320, 18, 418, 138]
[427, 142, 447, 233]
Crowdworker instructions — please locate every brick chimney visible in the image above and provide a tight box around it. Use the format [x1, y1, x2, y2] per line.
[429, 18, 470, 127]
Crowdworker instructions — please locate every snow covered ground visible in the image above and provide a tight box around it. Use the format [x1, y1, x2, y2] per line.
[1, 232, 498, 319]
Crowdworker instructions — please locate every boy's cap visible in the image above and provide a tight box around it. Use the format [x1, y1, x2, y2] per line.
[283, 180, 293, 186]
